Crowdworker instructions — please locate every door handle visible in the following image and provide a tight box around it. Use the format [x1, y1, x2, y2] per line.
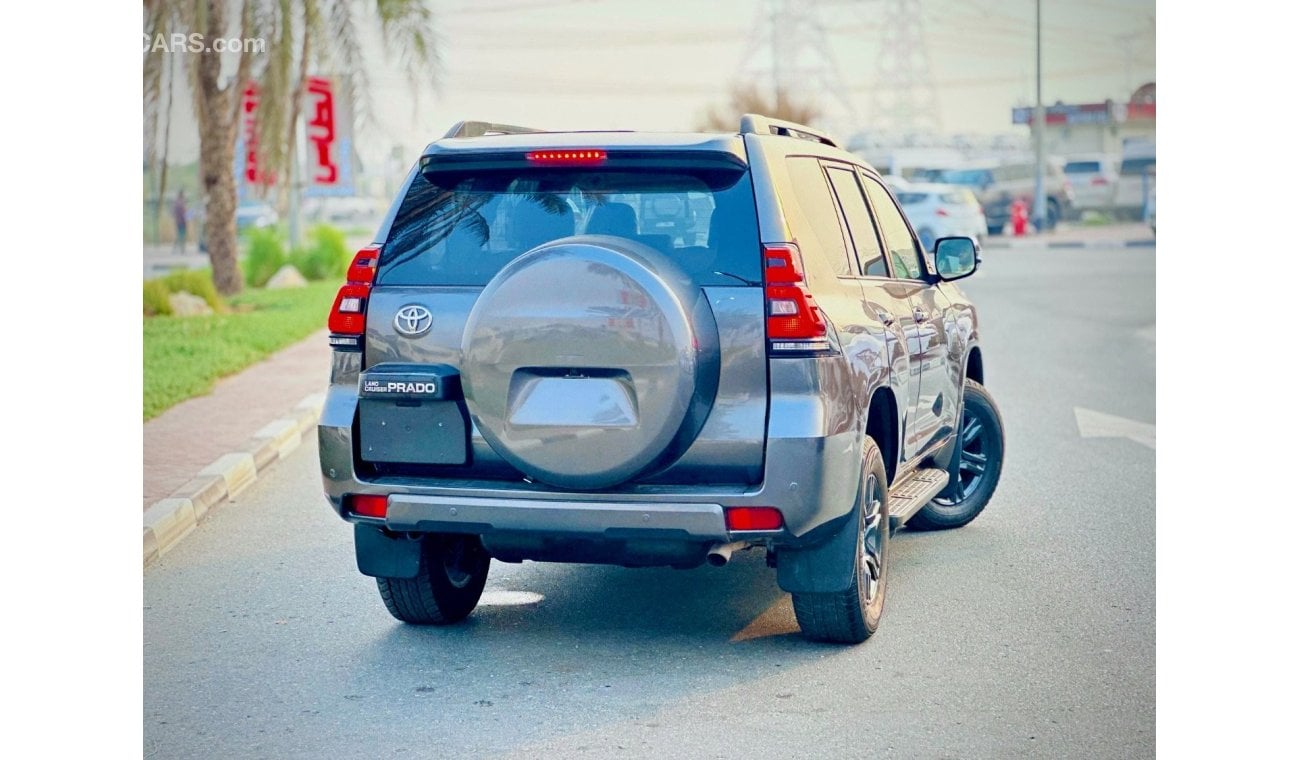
[876, 310, 895, 326]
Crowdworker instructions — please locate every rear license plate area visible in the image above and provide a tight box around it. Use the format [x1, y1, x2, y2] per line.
[358, 363, 467, 465]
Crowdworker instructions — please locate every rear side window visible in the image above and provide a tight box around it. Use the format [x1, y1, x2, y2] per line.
[1063, 161, 1102, 174]
[825, 166, 888, 277]
[379, 167, 760, 286]
[784, 157, 854, 277]
[1120, 157, 1156, 176]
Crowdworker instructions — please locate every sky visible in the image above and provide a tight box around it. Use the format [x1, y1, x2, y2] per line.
[158, 0, 1156, 175]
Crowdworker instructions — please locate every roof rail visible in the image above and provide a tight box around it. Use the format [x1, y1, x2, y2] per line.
[739, 113, 840, 149]
[443, 120, 545, 139]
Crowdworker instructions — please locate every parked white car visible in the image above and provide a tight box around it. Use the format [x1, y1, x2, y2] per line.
[1061, 154, 1119, 214]
[887, 180, 989, 251]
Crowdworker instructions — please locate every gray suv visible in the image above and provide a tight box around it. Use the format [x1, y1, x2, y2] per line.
[319, 116, 1005, 643]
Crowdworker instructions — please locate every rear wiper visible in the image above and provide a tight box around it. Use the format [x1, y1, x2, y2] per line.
[713, 270, 762, 287]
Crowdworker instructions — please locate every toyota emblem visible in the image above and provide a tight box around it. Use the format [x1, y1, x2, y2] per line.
[394, 305, 433, 338]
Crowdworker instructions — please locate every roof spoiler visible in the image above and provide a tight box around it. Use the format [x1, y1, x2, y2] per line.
[443, 120, 545, 139]
[739, 114, 840, 149]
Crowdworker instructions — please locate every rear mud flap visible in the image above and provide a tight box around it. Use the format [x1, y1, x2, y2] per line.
[354, 524, 422, 579]
[776, 509, 857, 594]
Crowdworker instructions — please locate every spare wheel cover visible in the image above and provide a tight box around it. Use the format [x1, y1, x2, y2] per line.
[461, 236, 717, 489]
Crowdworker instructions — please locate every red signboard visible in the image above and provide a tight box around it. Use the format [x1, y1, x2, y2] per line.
[305, 76, 340, 185]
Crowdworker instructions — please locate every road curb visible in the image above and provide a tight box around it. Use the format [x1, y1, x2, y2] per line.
[984, 238, 1155, 250]
[143, 391, 322, 568]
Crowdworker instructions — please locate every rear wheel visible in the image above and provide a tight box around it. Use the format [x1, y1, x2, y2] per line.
[908, 380, 1004, 531]
[792, 437, 890, 644]
[376, 534, 491, 624]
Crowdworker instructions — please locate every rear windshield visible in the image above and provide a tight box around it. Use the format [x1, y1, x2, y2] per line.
[378, 167, 760, 286]
[894, 192, 929, 205]
[1120, 157, 1156, 176]
[1063, 161, 1102, 173]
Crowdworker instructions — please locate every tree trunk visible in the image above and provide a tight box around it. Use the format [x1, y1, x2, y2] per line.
[193, 0, 252, 296]
[199, 115, 241, 294]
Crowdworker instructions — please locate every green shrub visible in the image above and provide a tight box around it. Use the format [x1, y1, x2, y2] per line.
[143, 279, 173, 316]
[245, 226, 287, 287]
[162, 269, 224, 311]
[289, 224, 350, 281]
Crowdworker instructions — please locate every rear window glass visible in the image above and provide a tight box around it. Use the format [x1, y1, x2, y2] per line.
[940, 190, 976, 205]
[1063, 161, 1102, 173]
[379, 167, 760, 286]
[937, 169, 990, 187]
[894, 192, 929, 205]
[1120, 157, 1156, 176]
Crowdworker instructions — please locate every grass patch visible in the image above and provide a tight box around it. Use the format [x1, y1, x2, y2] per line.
[143, 281, 338, 420]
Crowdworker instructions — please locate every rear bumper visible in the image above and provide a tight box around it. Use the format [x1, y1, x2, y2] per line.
[383, 493, 729, 541]
[319, 361, 863, 546]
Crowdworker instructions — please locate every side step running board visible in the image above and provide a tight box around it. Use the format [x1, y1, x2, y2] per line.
[888, 467, 951, 529]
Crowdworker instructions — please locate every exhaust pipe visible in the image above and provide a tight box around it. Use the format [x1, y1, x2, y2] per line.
[706, 541, 749, 567]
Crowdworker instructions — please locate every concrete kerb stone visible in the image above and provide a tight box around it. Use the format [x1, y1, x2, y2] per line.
[145, 389, 327, 568]
[178, 475, 228, 522]
[200, 453, 258, 499]
[143, 526, 159, 567]
[144, 498, 197, 561]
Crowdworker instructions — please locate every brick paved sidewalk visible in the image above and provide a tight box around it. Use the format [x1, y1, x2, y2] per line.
[143, 329, 331, 510]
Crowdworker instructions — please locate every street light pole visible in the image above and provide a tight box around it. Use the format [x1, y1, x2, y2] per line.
[1032, 0, 1047, 231]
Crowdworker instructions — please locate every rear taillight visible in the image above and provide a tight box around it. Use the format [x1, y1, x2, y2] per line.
[935, 207, 950, 217]
[764, 243, 830, 354]
[1091, 176, 1109, 186]
[328, 245, 380, 347]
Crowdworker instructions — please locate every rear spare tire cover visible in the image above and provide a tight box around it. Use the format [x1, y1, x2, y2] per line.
[461, 235, 719, 489]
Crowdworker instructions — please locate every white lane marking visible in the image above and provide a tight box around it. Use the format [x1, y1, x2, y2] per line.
[478, 590, 544, 606]
[1074, 407, 1156, 450]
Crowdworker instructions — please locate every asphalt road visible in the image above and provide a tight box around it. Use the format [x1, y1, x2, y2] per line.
[144, 244, 1156, 759]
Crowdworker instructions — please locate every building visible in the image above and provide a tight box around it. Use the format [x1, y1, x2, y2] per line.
[1011, 83, 1156, 157]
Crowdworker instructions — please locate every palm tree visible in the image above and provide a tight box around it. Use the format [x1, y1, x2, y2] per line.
[143, 0, 438, 295]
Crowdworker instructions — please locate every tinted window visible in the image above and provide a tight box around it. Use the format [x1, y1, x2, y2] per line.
[825, 166, 887, 277]
[1120, 157, 1156, 176]
[862, 176, 923, 279]
[1063, 160, 1102, 174]
[937, 169, 991, 187]
[784, 157, 853, 277]
[894, 192, 930, 205]
[380, 168, 759, 286]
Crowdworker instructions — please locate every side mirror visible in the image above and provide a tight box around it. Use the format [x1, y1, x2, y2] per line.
[934, 236, 979, 281]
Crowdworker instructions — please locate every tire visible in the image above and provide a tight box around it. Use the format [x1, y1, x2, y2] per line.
[376, 533, 491, 625]
[792, 437, 890, 644]
[908, 380, 1004, 531]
